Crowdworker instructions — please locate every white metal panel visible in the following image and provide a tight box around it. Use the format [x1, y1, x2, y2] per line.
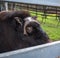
[0, 41, 60, 58]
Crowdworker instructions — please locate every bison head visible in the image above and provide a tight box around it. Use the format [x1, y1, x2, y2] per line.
[14, 14, 50, 44]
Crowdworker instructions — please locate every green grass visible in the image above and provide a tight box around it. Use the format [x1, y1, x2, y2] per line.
[30, 11, 60, 41]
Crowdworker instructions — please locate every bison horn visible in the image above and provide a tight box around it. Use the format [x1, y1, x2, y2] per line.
[14, 17, 22, 26]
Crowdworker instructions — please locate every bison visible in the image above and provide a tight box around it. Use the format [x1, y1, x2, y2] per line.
[0, 10, 50, 53]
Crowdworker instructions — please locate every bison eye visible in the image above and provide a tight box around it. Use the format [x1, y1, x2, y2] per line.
[26, 26, 33, 33]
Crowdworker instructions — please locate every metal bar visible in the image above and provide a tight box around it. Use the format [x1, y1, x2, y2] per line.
[0, 41, 60, 58]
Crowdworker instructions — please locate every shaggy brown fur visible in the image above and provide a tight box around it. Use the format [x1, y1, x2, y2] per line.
[0, 10, 50, 53]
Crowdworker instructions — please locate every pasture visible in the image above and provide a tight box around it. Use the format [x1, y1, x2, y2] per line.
[30, 11, 60, 41]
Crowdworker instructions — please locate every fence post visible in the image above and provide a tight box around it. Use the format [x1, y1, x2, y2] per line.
[5, 2, 8, 11]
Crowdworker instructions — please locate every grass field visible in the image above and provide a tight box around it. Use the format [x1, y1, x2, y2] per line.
[30, 11, 60, 41]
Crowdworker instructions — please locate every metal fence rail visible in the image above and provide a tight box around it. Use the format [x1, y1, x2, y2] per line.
[0, 41, 60, 58]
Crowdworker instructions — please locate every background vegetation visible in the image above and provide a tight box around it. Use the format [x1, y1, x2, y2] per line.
[30, 11, 60, 41]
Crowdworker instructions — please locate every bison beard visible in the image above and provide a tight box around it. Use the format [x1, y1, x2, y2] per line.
[0, 11, 50, 53]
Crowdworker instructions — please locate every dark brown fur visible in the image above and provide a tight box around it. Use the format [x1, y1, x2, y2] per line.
[0, 10, 50, 53]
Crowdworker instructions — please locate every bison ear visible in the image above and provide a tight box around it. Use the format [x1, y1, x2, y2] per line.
[32, 16, 37, 20]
